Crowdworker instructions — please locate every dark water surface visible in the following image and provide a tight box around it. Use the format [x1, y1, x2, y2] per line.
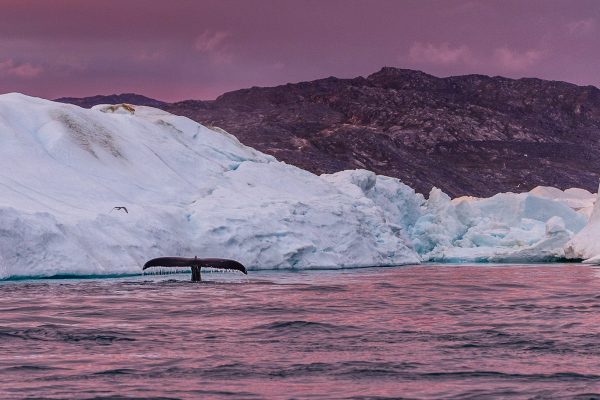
[2, 264, 600, 399]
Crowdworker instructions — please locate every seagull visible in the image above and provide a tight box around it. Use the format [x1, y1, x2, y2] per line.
[110, 206, 128, 213]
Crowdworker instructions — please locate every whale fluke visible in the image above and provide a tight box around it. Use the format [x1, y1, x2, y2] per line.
[143, 256, 247, 281]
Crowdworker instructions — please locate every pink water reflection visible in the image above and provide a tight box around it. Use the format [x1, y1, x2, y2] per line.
[2, 264, 600, 398]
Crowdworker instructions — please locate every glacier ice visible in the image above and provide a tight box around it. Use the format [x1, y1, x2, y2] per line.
[325, 172, 590, 264]
[564, 184, 600, 263]
[0, 93, 598, 279]
[0, 94, 420, 279]
[417, 190, 588, 263]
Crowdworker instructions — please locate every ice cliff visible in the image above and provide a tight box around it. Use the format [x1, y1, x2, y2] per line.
[0, 93, 598, 279]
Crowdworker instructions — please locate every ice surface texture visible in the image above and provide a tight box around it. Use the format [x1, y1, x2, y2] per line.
[0, 94, 419, 278]
[0, 94, 596, 279]
[565, 183, 600, 263]
[325, 171, 592, 264]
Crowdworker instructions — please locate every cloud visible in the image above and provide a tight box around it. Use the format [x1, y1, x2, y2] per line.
[271, 61, 285, 70]
[408, 42, 474, 65]
[493, 47, 546, 71]
[134, 49, 165, 62]
[194, 30, 230, 52]
[408, 42, 547, 74]
[0, 59, 43, 78]
[193, 30, 233, 65]
[566, 18, 595, 35]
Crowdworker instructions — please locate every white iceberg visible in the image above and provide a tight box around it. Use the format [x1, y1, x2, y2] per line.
[0, 93, 596, 279]
[324, 170, 588, 263]
[564, 184, 600, 263]
[0, 93, 420, 279]
[412, 188, 587, 262]
[529, 186, 596, 218]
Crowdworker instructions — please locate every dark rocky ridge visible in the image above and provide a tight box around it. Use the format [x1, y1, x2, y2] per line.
[56, 68, 600, 197]
[56, 93, 166, 109]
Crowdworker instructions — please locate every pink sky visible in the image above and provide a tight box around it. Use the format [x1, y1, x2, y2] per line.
[0, 0, 598, 101]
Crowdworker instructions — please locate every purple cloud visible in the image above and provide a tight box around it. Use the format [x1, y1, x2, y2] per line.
[567, 18, 596, 36]
[0, 59, 43, 78]
[493, 47, 547, 71]
[194, 30, 234, 65]
[408, 42, 474, 66]
[0, 0, 598, 101]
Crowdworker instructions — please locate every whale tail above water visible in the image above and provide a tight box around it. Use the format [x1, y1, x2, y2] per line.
[143, 256, 247, 281]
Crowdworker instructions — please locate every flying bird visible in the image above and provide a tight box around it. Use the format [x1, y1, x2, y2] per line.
[110, 206, 128, 213]
[143, 256, 247, 282]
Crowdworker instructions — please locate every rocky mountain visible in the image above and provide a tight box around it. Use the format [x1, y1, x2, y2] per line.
[56, 68, 600, 197]
[56, 93, 166, 109]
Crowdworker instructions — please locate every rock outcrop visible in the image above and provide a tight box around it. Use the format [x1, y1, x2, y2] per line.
[57, 68, 600, 197]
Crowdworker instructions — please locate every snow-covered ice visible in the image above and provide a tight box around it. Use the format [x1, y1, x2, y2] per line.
[325, 172, 590, 263]
[0, 94, 420, 279]
[529, 186, 596, 218]
[418, 189, 587, 262]
[564, 184, 600, 263]
[0, 93, 598, 279]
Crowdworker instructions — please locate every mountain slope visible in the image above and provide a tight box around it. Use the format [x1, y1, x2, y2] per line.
[56, 68, 600, 197]
[56, 93, 166, 109]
